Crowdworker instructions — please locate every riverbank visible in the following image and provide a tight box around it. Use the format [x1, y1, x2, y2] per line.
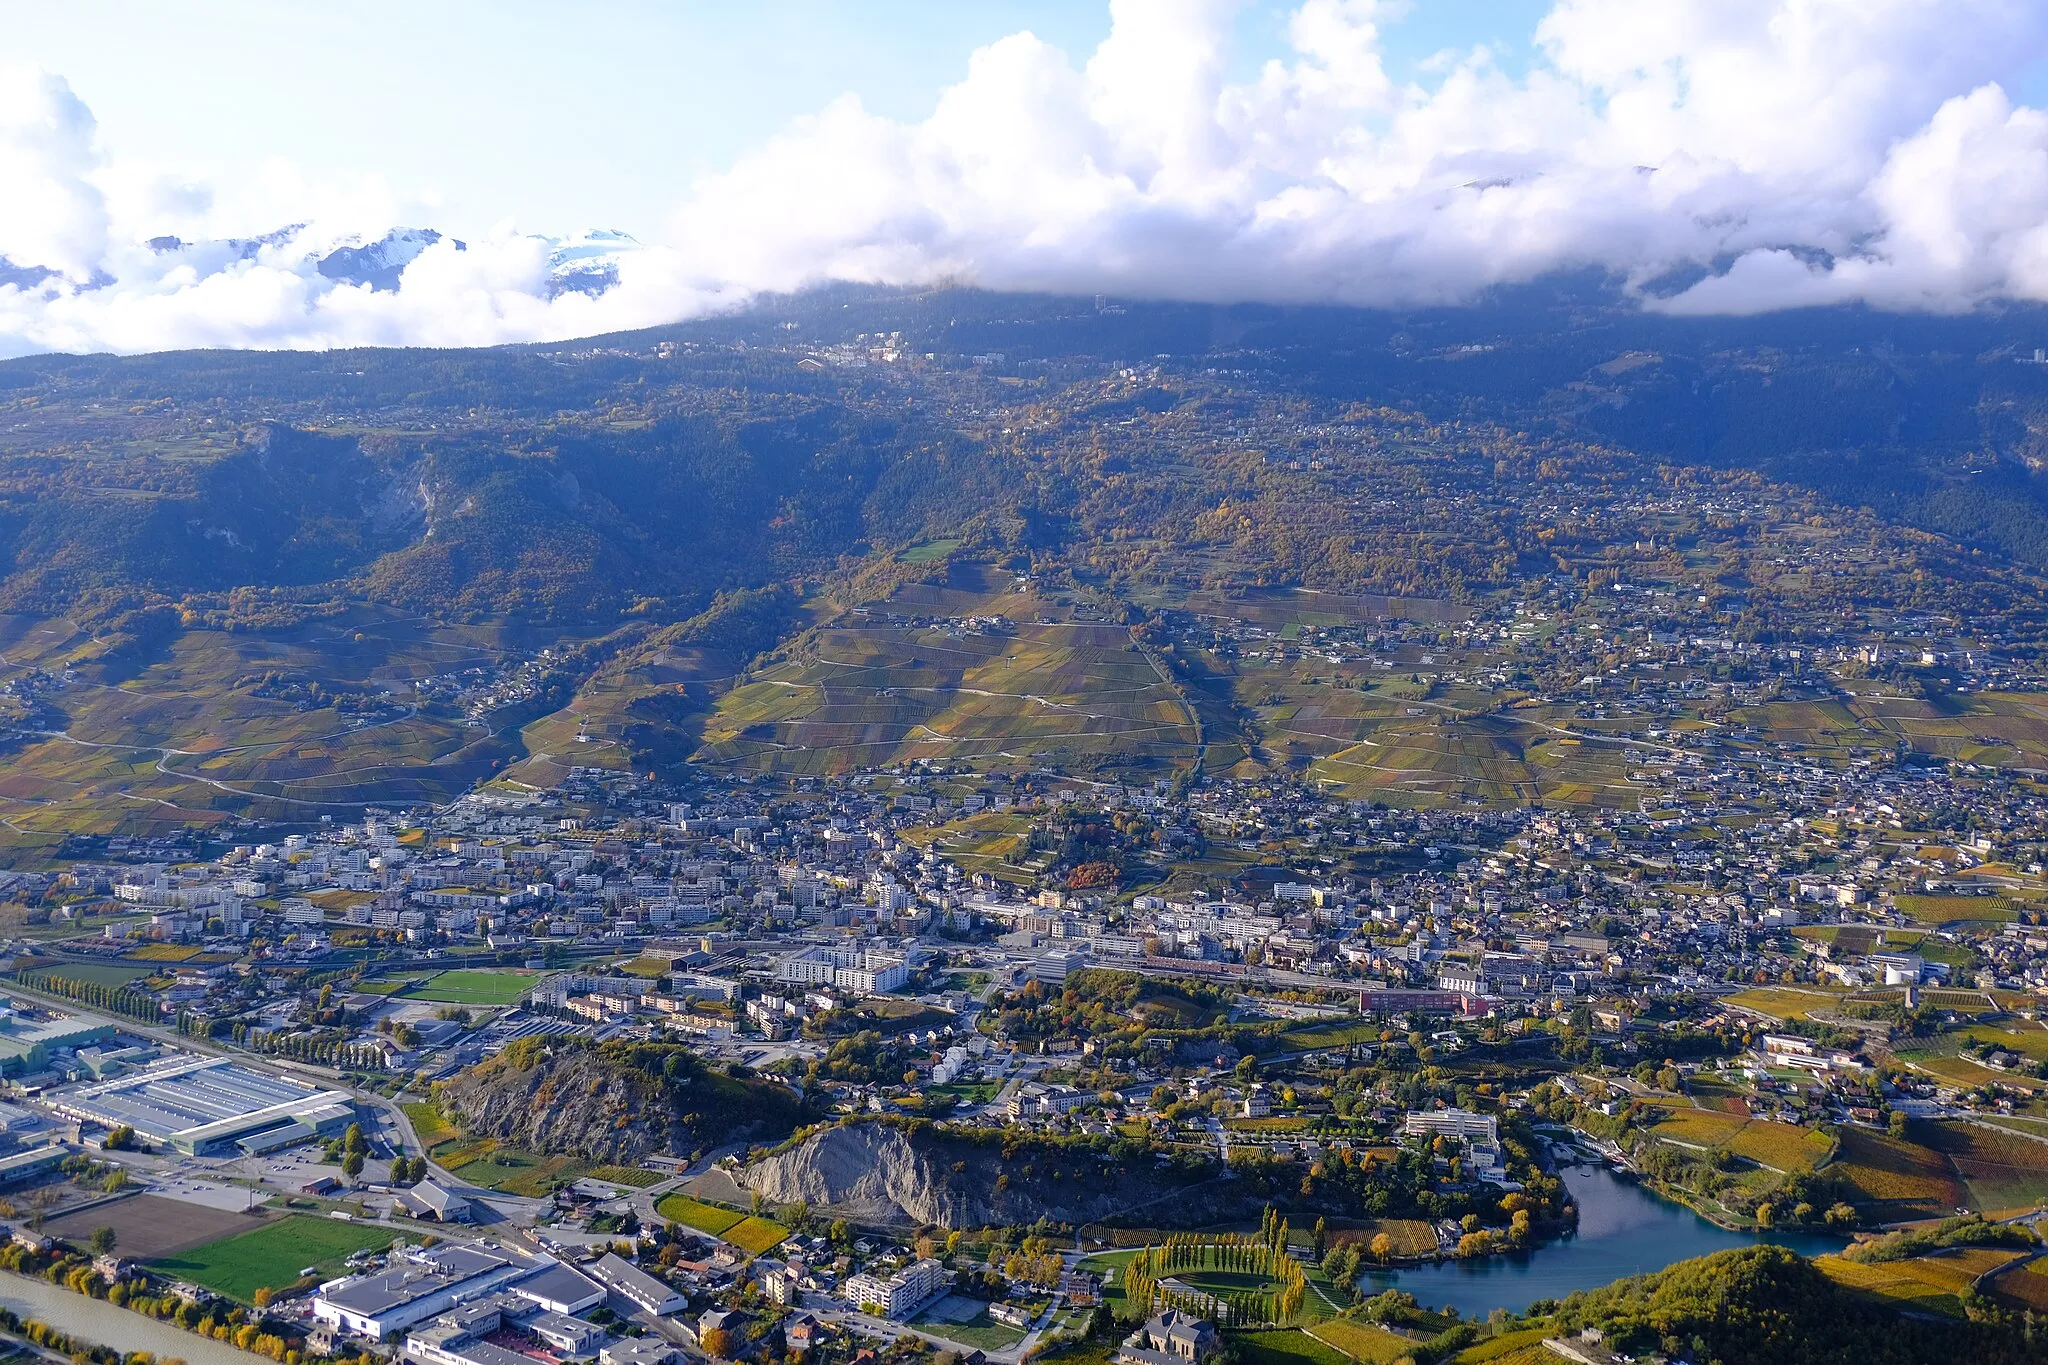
[1557, 1126, 1766, 1235]
[0, 1269, 276, 1365]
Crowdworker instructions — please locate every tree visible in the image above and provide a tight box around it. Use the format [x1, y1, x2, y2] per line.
[88, 1227, 116, 1255]
[342, 1151, 364, 1178]
[700, 1328, 733, 1359]
[1370, 1233, 1394, 1263]
[343, 1123, 367, 1156]
[1888, 1109, 1909, 1139]
[253, 1287, 273, 1309]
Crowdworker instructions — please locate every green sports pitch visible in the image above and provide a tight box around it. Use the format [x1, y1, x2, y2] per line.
[398, 969, 541, 1005]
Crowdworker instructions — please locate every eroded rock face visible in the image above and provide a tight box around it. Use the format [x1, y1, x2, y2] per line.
[438, 1038, 802, 1165]
[743, 1121, 1231, 1228]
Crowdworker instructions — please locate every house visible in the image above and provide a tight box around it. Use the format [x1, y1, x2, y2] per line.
[395, 1179, 472, 1223]
[785, 1314, 823, 1355]
[1117, 1311, 1220, 1365]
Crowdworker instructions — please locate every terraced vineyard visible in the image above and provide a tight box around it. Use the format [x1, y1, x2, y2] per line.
[0, 609, 546, 857]
[698, 616, 1199, 779]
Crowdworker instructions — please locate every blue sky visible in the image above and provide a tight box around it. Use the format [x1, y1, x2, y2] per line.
[6, 0, 1557, 238]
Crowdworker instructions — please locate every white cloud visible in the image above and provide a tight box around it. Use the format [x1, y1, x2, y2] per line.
[4, 1, 2048, 354]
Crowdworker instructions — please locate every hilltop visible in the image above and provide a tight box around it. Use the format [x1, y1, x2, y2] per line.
[435, 1037, 807, 1166]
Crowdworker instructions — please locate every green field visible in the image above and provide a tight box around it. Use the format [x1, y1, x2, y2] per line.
[400, 969, 540, 1005]
[656, 1193, 749, 1235]
[898, 538, 964, 565]
[719, 1215, 791, 1253]
[438, 1144, 588, 1196]
[1894, 894, 2018, 925]
[34, 962, 147, 989]
[149, 1216, 396, 1302]
[912, 1302, 1028, 1350]
[1232, 1329, 1352, 1365]
[1278, 1021, 1380, 1052]
[587, 1164, 666, 1188]
[401, 1101, 459, 1147]
[1306, 1320, 1421, 1363]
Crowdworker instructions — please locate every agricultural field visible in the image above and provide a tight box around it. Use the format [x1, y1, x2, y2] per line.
[401, 1101, 459, 1147]
[721, 1216, 792, 1254]
[399, 969, 540, 1005]
[1831, 1128, 1972, 1218]
[655, 1193, 748, 1236]
[44, 1195, 265, 1260]
[587, 1165, 666, 1188]
[1330, 1220, 1438, 1259]
[1648, 1108, 1832, 1174]
[1816, 1247, 2024, 1318]
[1278, 1022, 1383, 1052]
[1918, 1120, 2048, 1212]
[1893, 895, 2019, 926]
[1958, 1020, 2048, 1062]
[1231, 1329, 1352, 1365]
[33, 962, 147, 990]
[125, 943, 203, 963]
[1720, 986, 1846, 1020]
[1305, 1319, 1423, 1364]
[436, 1141, 587, 1197]
[148, 1214, 396, 1302]
[1988, 1255, 2048, 1312]
[693, 608, 1201, 781]
[0, 610, 545, 861]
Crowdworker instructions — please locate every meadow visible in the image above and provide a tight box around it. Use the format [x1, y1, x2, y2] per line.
[147, 1215, 396, 1302]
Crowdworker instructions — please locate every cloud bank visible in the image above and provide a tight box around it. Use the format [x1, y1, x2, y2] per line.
[4, 0, 2048, 355]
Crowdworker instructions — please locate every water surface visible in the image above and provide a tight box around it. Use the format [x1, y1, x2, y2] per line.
[0, 1269, 271, 1365]
[1358, 1165, 1845, 1319]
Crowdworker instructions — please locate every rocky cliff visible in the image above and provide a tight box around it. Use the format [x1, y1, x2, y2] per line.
[437, 1037, 804, 1164]
[742, 1120, 1233, 1229]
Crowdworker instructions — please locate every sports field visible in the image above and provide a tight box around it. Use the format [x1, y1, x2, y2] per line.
[148, 1215, 396, 1302]
[400, 969, 539, 1005]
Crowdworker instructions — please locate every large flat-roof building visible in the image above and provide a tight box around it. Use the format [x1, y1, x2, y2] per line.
[0, 999, 116, 1076]
[588, 1252, 686, 1316]
[773, 948, 908, 995]
[316, 1243, 544, 1341]
[844, 1258, 947, 1320]
[45, 1057, 355, 1155]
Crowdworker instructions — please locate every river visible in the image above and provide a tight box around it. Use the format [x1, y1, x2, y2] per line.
[0, 1270, 272, 1365]
[1356, 1165, 1846, 1319]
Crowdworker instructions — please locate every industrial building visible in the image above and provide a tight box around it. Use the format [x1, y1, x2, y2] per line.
[0, 999, 116, 1076]
[316, 1243, 546, 1341]
[44, 1056, 355, 1155]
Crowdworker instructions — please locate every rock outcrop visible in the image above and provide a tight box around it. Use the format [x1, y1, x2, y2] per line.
[742, 1120, 1231, 1228]
[438, 1037, 803, 1164]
